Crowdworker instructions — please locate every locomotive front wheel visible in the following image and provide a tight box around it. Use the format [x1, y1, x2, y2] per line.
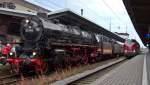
[10, 63, 20, 74]
[91, 57, 96, 63]
[82, 56, 88, 64]
[39, 62, 49, 74]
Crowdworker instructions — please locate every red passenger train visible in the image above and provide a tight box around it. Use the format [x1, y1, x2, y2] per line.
[123, 39, 140, 58]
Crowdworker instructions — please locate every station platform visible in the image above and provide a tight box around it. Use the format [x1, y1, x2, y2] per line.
[90, 50, 147, 85]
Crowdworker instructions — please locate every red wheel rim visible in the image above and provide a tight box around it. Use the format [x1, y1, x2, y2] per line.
[41, 62, 48, 74]
[83, 56, 88, 64]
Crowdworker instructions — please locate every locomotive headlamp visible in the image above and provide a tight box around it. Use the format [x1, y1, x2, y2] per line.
[33, 52, 36, 56]
[9, 52, 13, 56]
[25, 19, 29, 23]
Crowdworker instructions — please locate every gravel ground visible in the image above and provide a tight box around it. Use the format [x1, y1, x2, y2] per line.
[0, 57, 125, 85]
[44, 57, 125, 84]
[0, 64, 11, 75]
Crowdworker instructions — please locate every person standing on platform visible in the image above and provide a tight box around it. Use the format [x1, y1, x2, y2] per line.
[2, 43, 12, 58]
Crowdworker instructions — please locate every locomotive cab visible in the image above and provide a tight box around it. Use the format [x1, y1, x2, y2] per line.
[123, 39, 140, 58]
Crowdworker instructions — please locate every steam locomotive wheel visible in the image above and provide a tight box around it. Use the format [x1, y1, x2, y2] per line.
[91, 58, 96, 63]
[82, 56, 88, 64]
[37, 62, 48, 74]
[10, 63, 20, 74]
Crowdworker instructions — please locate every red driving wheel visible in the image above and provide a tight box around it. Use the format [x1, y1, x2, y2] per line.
[40, 62, 48, 74]
[83, 55, 88, 64]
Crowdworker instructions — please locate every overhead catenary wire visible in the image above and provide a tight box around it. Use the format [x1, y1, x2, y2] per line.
[30, 0, 56, 10]
[102, 0, 126, 25]
[77, 0, 106, 21]
[47, 0, 64, 8]
[78, 0, 123, 31]
[32, 0, 124, 31]
[76, 0, 113, 30]
[31, 0, 63, 10]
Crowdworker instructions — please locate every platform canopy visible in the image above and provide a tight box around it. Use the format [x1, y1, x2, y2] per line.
[123, 0, 150, 46]
[0, 8, 35, 18]
[48, 9, 125, 43]
[0, 8, 125, 43]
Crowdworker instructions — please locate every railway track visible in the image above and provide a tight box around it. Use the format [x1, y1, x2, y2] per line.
[0, 57, 126, 85]
[51, 57, 126, 85]
[0, 73, 35, 85]
[0, 73, 18, 85]
[0, 65, 19, 85]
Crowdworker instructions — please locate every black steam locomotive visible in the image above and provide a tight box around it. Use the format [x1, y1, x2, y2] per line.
[6, 13, 124, 74]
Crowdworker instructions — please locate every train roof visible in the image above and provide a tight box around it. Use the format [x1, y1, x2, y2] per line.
[48, 9, 125, 43]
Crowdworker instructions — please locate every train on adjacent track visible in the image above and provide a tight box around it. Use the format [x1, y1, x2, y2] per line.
[123, 39, 140, 58]
[0, 12, 140, 74]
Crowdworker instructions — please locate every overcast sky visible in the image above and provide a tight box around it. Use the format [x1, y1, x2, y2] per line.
[26, 0, 144, 47]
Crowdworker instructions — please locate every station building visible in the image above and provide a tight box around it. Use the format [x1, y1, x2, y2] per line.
[0, 0, 50, 42]
[0, 0, 50, 13]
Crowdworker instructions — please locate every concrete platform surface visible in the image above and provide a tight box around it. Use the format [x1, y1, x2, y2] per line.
[90, 54, 144, 85]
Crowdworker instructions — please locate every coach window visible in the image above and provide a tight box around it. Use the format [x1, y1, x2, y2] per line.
[7, 3, 16, 9]
[104, 37, 107, 42]
[108, 38, 111, 42]
[107, 37, 109, 42]
[102, 36, 105, 42]
[107, 37, 110, 42]
[105, 37, 108, 42]
[99, 35, 103, 42]
[0, 3, 3, 8]
[101, 36, 104, 42]
[3, 2, 7, 8]
[126, 39, 132, 44]
[0, 2, 16, 9]
[109, 38, 112, 42]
